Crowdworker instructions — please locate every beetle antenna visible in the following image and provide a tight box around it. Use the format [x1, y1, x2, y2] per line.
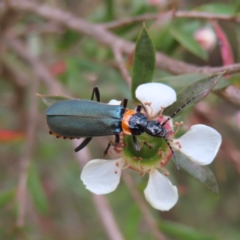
[161, 96, 197, 127]
[164, 136, 179, 170]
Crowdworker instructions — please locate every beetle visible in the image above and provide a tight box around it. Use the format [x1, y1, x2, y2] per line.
[46, 87, 195, 169]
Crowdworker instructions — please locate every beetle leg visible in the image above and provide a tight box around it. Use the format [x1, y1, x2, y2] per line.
[103, 141, 114, 156]
[121, 99, 128, 109]
[132, 135, 140, 151]
[138, 141, 154, 150]
[136, 104, 142, 113]
[74, 137, 92, 152]
[103, 134, 120, 156]
[103, 143, 111, 156]
[91, 87, 100, 102]
[115, 134, 120, 146]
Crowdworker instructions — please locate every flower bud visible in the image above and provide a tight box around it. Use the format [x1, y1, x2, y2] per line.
[194, 27, 217, 51]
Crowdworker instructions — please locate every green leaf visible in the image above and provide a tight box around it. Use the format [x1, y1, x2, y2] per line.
[212, 76, 230, 90]
[176, 152, 218, 194]
[159, 220, 215, 240]
[37, 94, 74, 107]
[196, 3, 236, 15]
[132, 24, 155, 102]
[58, 30, 81, 50]
[234, 0, 240, 15]
[0, 189, 15, 209]
[104, 0, 114, 21]
[148, 14, 176, 53]
[164, 72, 223, 117]
[155, 73, 229, 91]
[124, 205, 141, 239]
[28, 163, 48, 215]
[169, 25, 208, 60]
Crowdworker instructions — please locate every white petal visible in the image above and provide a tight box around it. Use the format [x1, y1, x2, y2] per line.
[176, 124, 222, 165]
[80, 158, 124, 194]
[135, 83, 176, 118]
[108, 99, 121, 105]
[144, 170, 178, 211]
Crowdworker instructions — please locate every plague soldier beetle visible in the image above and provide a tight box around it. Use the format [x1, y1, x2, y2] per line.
[46, 87, 195, 168]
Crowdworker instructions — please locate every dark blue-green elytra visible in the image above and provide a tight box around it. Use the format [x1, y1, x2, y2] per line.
[46, 99, 124, 138]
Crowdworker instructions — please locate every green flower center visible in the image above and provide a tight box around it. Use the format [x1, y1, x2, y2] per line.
[122, 133, 171, 173]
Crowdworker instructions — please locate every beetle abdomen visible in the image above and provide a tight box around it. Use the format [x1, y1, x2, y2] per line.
[46, 99, 124, 138]
[47, 115, 122, 137]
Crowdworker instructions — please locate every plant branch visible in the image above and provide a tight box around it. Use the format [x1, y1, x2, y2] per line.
[4, 31, 124, 238]
[73, 141, 125, 240]
[3, 0, 240, 107]
[215, 85, 240, 108]
[3, 34, 66, 95]
[112, 46, 131, 87]
[16, 76, 39, 228]
[122, 171, 167, 240]
[194, 102, 240, 174]
[93, 136, 168, 239]
[4, 0, 240, 76]
[100, 11, 240, 29]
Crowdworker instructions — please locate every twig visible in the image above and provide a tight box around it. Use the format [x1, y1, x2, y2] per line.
[13, 23, 63, 37]
[215, 85, 240, 108]
[175, 10, 240, 23]
[194, 102, 240, 175]
[5, 33, 124, 238]
[3, 35, 66, 95]
[112, 47, 131, 87]
[73, 140, 124, 240]
[16, 76, 39, 228]
[3, 28, 123, 238]
[4, 0, 240, 76]
[95, 137, 168, 239]
[122, 171, 167, 240]
[92, 195, 124, 240]
[4, 0, 240, 108]
[221, 141, 240, 175]
[217, 144, 240, 177]
[1, 56, 29, 87]
[100, 11, 240, 29]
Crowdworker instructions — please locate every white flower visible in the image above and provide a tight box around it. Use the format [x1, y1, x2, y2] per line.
[173, 124, 221, 165]
[136, 82, 177, 118]
[80, 83, 222, 211]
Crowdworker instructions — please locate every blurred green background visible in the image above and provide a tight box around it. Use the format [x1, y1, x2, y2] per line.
[1, 0, 240, 239]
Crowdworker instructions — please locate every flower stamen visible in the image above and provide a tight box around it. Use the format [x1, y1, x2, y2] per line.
[175, 141, 182, 149]
[144, 101, 153, 116]
[158, 148, 164, 157]
[174, 121, 184, 135]
[139, 170, 147, 177]
[159, 106, 165, 118]
[160, 151, 173, 168]
[164, 171, 169, 176]
[122, 164, 130, 169]
[160, 159, 166, 166]
[159, 167, 170, 176]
